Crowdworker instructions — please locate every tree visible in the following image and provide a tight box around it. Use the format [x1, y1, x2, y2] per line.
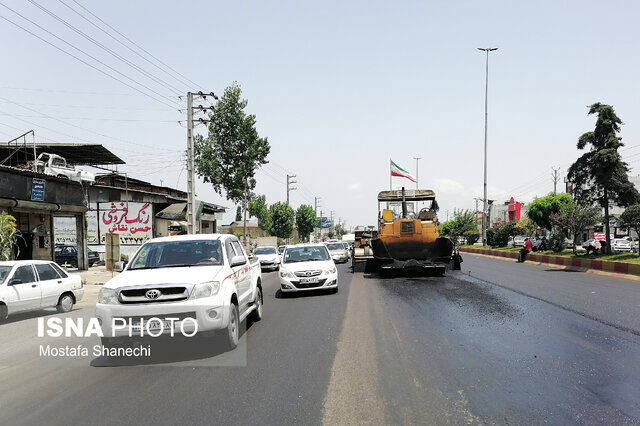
[269, 202, 295, 240]
[439, 210, 477, 244]
[555, 204, 602, 255]
[514, 217, 536, 237]
[621, 204, 640, 256]
[248, 194, 272, 234]
[568, 103, 640, 254]
[195, 83, 270, 241]
[295, 205, 318, 242]
[527, 193, 574, 231]
[235, 206, 242, 222]
[0, 211, 20, 260]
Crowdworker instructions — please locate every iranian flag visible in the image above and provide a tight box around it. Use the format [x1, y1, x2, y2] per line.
[390, 159, 416, 182]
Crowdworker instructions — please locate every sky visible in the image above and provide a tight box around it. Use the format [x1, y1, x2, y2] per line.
[2, 0, 640, 228]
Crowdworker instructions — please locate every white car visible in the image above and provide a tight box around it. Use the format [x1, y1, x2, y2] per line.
[279, 244, 338, 294]
[95, 234, 262, 350]
[612, 238, 632, 252]
[253, 246, 280, 271]
[325, 242, 349, 263]
[513, 236, 527, 247]
[0, 260, 84, 320]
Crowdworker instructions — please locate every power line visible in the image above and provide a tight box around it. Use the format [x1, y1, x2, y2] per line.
[0, 112, 178, 123]
[0, 99, 177, 112]
[68, 0, 202, 89]
[27, 0, 186, 96]
[0, 4, 182, 109]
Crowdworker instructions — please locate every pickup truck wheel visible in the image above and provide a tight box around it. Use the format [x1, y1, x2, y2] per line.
[249, 288, 263, 322]
[224, 304, 239, 350]
[56, 293, 74, 313]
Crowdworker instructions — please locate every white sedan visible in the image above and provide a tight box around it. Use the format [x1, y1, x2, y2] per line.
[279, 244, 338, 294]
[253, 246, 280, 271]
[0, 260, 84, 320]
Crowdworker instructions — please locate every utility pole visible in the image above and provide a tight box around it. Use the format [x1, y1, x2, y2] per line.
[478, 46, 498, 246]
[552, 167, 560, 195]
[287, 174, 297, 205]
[185, 91, 216, 234]
[314, 196, 322, 214]
[413, 157, 421, 189]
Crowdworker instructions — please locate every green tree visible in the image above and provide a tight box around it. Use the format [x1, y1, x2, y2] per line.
[269, 202, 295, 240]
[295, 205, 318, 242]
[235, 206, 242, 222]
[548, 229, 567, 253]
[514, 217, 536, 237]
[567, 103, 640, 254]
[439, 210, 476, 242]
[195, 83, 270, 240]
[0, 211, 20, 260]
[555, 204, 602, 255]
[248, 194, 272, 234]
[621, 204, 640, 256]
[490, 221, 520, 247]
[527, 193, 574, 231]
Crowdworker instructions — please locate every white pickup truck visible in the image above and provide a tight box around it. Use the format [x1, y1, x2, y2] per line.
[35, 152, 95, 184]
[95, 234, 263, 350]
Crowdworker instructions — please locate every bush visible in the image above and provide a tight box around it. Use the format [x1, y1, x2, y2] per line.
[548, 229, 566, 252]
[464, 231, 479, 245]
[486, 228, 495, 246]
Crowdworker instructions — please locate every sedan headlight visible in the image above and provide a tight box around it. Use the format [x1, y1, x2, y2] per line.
[324, 266, 337, 275]
[190, 281, 220, 299]
[98, 288, 118, 304]
[280, 269, 295, 278]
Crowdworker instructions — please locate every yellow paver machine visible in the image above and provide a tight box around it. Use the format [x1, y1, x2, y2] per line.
[352, 188, 461, 275]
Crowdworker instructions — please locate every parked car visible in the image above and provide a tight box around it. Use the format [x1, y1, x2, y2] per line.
[624, 236, 639, 251]
[279, 244, 338, 295]
[611, 238, 632, 253]
[0, 260, 84, 320]
[513, 236, 527, 247]
[55, 244, 100, 268]
[95, 234, 262, 350]
[253, 246, 280, 271]
[325, 242, 350, 263]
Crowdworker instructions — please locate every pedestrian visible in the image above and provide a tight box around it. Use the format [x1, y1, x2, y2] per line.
[518, 238, 533, 262]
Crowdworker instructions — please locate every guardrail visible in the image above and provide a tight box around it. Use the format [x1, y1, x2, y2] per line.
[459, 247, 640, 277]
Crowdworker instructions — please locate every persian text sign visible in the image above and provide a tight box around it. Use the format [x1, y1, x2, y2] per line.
[99, 202, 153, 245]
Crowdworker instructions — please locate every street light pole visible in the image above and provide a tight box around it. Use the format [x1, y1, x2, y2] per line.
[478, 47, 498, 246]
[413, 157, 421, 189]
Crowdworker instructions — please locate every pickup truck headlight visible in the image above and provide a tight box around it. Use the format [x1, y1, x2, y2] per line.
[98, 288, 118, 304]
[190, 281, 220, 299]
[324, 266, 337, 275]
[280, 269, 295, 279]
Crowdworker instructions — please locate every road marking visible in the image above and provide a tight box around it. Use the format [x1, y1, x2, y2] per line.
[322, 273, 386, 425]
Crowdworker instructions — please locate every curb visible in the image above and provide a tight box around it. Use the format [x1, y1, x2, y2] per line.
[460, 247, 640, 282]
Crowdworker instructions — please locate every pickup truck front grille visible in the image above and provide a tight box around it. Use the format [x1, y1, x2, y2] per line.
[113, 311, 196, 324]
[118, 286, 189, 304]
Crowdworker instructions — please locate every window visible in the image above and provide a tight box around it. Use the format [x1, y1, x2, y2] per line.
[35, 264, 61, 281]
[12, 265, 36, 284]
[50, 263, 68, 278]
[231, 241, 246, 261]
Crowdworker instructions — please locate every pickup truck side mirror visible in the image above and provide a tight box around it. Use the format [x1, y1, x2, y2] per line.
[113, 261, 125, 272]
[230, 255, 247, 267]
[8, 278, 23, 286]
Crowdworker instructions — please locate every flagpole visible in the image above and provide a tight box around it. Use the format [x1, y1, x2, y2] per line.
[389, 158, 392, 190]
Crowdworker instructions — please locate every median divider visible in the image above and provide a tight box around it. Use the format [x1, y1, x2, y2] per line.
[459, 247, 640, 280]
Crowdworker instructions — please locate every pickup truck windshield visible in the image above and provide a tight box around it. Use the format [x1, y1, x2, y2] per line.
[254, 247, 276, 255]
[128, 240, 223, 270]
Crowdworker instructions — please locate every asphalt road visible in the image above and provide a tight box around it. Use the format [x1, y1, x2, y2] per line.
[1, 256, 639, 425]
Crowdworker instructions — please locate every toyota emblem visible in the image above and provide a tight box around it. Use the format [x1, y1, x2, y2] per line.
[145, 289, 161, 300]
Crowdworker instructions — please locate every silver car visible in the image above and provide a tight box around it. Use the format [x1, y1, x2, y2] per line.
[325, 242, 349, 263]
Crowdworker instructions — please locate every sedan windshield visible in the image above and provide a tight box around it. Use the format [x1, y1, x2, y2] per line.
[0, 265, 13, 285]
[326, 243, 344, 250]
[284, 246, 330, 263]
[128, 240, 223, 269]
[254, 247, 276, 255]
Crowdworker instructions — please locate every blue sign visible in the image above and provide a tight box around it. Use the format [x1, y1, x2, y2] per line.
[317, 217, 334, 229]
[31, 178, 45, 201]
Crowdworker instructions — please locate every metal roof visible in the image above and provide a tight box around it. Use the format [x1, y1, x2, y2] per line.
[377, 189, 436, 201]
[0, 142, 124, 166]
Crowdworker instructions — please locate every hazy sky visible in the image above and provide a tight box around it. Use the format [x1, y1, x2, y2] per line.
[2, 1, 639, 227]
